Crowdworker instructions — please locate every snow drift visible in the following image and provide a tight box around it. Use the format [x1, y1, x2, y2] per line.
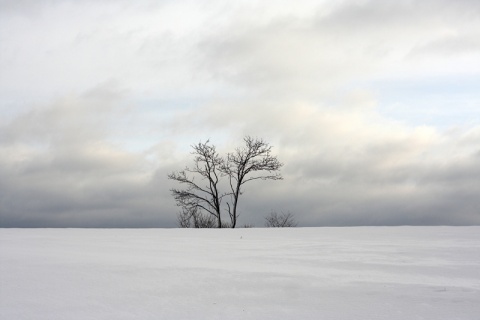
[1, 227, 479, 319]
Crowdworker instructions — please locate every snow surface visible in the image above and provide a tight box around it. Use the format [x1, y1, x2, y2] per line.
[1, 227, 479, 320]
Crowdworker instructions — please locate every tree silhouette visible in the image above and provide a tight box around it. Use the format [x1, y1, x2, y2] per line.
[168, 136, 283, 228]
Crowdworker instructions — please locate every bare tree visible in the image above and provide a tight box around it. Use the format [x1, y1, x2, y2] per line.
[177, 207, 217, 228]
[168, 141, 225, 228]
[169, 137, 283, 228]
[265, 211, 298, 227]
[177, 208, 192, 228]
[222, 137, 283, 228]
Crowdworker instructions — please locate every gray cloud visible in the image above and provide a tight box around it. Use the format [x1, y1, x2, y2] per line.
[161, 99, 480, 227]
[0, 84, 176, 227]
[1, 97, 479, 227]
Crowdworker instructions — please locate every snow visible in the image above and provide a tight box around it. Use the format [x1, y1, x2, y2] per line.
[1, 227, 479, 320]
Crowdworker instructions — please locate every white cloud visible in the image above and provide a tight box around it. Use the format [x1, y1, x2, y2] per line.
[0, 0, 479, 227]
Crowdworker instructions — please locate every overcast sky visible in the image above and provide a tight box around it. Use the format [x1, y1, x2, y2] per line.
[1, 0, 479, 227]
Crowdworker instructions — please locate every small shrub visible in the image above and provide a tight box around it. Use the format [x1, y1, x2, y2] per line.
[264, 211, 298, 228]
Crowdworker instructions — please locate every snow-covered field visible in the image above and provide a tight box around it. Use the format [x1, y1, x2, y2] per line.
[1, 227, 479, 320]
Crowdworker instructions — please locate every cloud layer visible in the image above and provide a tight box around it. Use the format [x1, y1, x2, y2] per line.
[1, 0, 479, 227]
